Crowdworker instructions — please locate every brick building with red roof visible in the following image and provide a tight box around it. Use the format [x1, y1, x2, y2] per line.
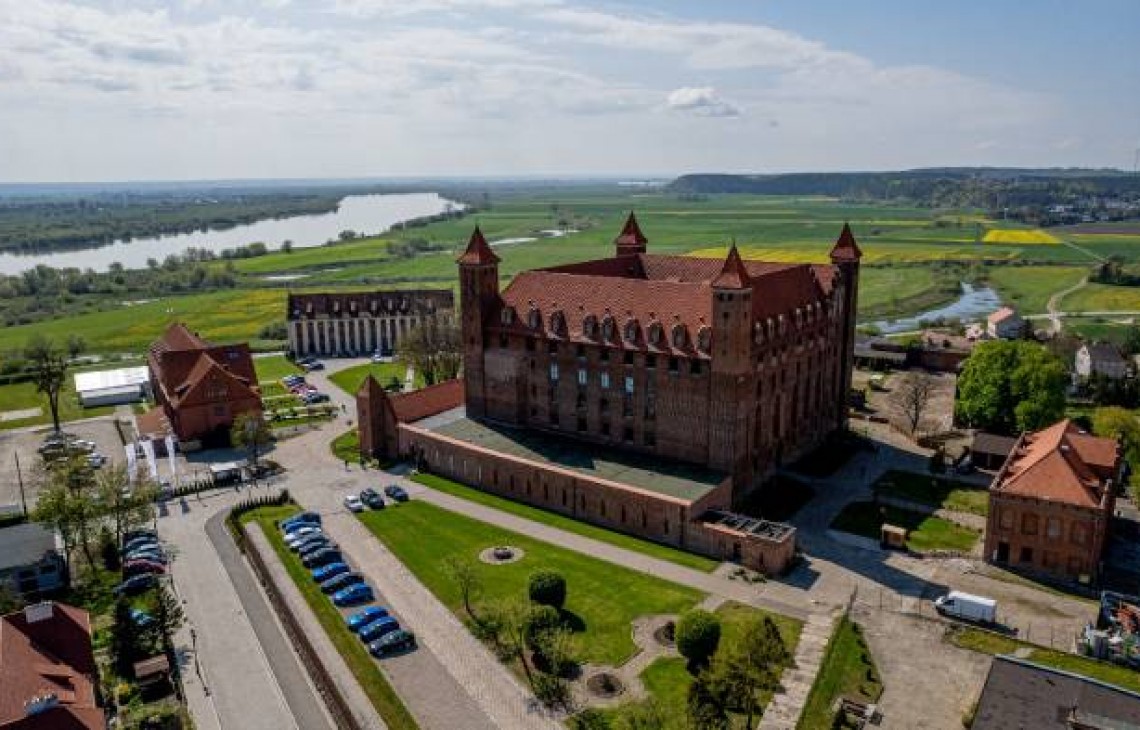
[984, 419, 1123, 583]
[0, 602, 103, 730]
[146, 323, 262, 446]
[457, 214, 861, 499]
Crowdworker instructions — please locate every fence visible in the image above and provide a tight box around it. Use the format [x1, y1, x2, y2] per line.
[226, 494, 363, 730]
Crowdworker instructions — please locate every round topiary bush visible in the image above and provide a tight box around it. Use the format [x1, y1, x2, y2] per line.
[675, 609, 721, 668]
[528, 570, 567, 609]
[524, 604, 563, 649]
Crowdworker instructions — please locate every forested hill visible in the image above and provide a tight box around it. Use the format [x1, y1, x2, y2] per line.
[668, 168, 1140, 207]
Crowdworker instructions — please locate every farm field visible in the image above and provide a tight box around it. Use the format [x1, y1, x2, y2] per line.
[1062, 282, 1140, 312]
[984, 265, 1087, 314]
[357, 500, 704, 666]
[1064, 316, 1139, 346]
[982, 228, 1061, 244]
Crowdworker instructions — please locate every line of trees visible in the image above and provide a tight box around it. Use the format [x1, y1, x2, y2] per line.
[396, 315, 462, 386]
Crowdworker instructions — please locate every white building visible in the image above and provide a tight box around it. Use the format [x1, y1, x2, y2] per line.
[73, 366, 151, 407]
[986, 307, 1026, 340]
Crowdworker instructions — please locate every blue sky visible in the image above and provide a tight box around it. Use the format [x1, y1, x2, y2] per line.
[0, 0, 1136, 181]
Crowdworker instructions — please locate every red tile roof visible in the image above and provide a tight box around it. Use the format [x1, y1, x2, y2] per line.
[151, 322, 206, 354]
[148, 326, 259, 410]
[711, 245, 751, 290]
[0, 603, 101, 730]
[456, 226, 500, 266]
[390, 379, 465, 423]
[993, 420, 1119, 508]
[830, 222, 862, 261]
[988, 306, 1018, 325]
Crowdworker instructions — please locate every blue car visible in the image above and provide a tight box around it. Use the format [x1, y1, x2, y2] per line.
[347, 606, 390, 633]
[124, 551, 167, 565]
[302, 549, 342, 569]
[122, 537, 159, 554]
[280, 512, 321, 532]
[333, 584, 374, 607]
[319, 572, 364, 594]
[311, 562, 349, 582]
[296, 537, 332, 556]
[358, 616, 400, 643]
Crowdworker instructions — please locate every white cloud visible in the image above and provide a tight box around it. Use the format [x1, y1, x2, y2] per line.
[666, 87, 739, 117]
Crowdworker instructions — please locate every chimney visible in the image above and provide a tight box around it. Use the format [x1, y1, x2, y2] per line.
[23, 602, 53, 624]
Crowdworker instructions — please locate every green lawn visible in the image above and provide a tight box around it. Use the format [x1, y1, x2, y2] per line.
[331, 429, 360, 461]
[1064, 282, 1140, 312]
[328, 362, 419, 396]
[254, 354, 302, 383]
[411, 473, 719, 572]
[240, 505, 419, 730]
[357, 500, 704, 665]
[985, 265, 1087, 314]
[798, 615, 883, 729]
[0, 378, 115, 431]
[947, 626, 1140, 693]
[873, 470, 989, 517]
[830, 501, 980, 553]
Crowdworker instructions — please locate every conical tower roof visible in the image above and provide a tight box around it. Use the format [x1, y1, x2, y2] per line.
[830, 222, 862, 262]
[457, 225, 500, 265]
[712, 243, 750, 289]
[614, 212, 648, 247]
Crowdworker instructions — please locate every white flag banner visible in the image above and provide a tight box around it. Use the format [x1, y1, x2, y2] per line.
[164, 435, 177, 486]
[140, 439, 159, 481]
[125, 444, 137, 485]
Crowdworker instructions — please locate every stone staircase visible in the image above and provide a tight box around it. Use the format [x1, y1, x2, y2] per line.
[759, 610, 837, 729]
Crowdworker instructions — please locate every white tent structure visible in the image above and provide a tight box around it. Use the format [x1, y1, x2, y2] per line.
[74, 367, 151, 407]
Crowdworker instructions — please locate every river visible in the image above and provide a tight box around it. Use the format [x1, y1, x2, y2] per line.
[0, 192, 459, 276]
[868, 281, 1002, 333]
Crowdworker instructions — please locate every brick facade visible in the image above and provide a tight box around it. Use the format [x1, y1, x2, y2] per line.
[287, 289, 454, 357]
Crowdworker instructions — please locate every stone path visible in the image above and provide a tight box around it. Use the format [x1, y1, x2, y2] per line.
[759, 610, 837, 729]
[246, 527, 387, 730]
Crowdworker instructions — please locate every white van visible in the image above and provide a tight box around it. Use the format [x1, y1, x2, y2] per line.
[934, 591, 997, 624]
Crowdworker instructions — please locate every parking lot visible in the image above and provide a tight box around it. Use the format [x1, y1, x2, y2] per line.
[0, 416, 126, 509]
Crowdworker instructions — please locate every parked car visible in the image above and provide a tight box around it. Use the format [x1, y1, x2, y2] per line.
[358, 616, 400, 643]
[124, 550, 167, 565]
[311, 562, 350, 582]
[333, 584, 373, 606]
[346, 606, 390, 633]
[124, 528, 158, 541]
[285, 527, 322, 549]
[129, 608, 155, 628]
[305, 361, 325, 371]
[384, 484, 409, 502]
[360, 488, 384, 510]
[320, 572, 364, 594]
[280, 512, 321, 532]
[934, 591, 996, 623]
[114, 574, 157, 596]
[302, 549, 342, 569]
[297, 537, 333, 556]
[343, 494, 365, 513]
[87, 453, 107, 468]
[123, 559, 167, 576]
[369, 629, 416, 657]
[122, 537, 160, 554]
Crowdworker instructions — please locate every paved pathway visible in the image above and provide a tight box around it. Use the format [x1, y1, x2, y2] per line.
[759, 611, 837, 730]
[1044, 275, 1089, 334]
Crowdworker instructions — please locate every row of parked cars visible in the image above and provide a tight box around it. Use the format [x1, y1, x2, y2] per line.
[114, 528, 168, 595]
[281, 374, 331, 405]
[38, 432, 108, 468]
[342, 484, 409, 513]
[279, 512, 416, 658]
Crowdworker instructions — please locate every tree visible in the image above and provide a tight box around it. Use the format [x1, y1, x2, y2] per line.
[24, 334, 84, 433]
[1093, 407, 1140, 501]
[396, 315, 462, 386]
[687, 667, 730, 730]
[528, 570, 566, 610]
[717, 617, 790, 728]
[894, 371, 937, 436]
[0, 584, 23, 615]
[491, 598, 536, 688]
[231, 411, 272, 471]
[955, 340, 1067, 434]
[33, 480, 81, 568]
[111, 597, 143, 675]
[676, 609, 721, 669]
[443, 556, 483, 621]
[35, 456, 99, 568]
[147, 583, 185, 655]
[523, 604, 562, 651]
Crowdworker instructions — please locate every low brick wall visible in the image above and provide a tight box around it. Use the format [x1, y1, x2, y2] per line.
[688, 519, 797, 576]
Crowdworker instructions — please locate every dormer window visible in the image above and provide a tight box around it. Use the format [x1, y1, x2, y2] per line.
[528, 307, 542, 330]
[551, 310, 567, 337]
[697, 326, 712, 352]
[672, 324, 688, 349]
[624, 319, 639, 344]
[500, 307, 515, 326]
[583, 315, 598, 338]
[601, 316, 615, 341]
[648, 322, 663, 346]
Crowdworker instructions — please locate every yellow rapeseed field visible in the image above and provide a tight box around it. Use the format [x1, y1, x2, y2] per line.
[981, 228, 1061, 245]
[687, 246, 1019, 264]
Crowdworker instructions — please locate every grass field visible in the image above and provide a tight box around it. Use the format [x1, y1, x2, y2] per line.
[947, 626, 1140, 693]
[985, 265, 1087, 314]
[1064, 316, 1138, 346]
[411, 473, 720, 572]
[874, 470, 989, 516]
[632, 602, 803, 723]
[798, 616, 883, 729]
[1063, 283, 1140, 312]
[253, 354, 302, 383]
[357, 500, 704, 665]
[240, 505, 419, 730]
[0, 378, 115, 430]
[830, 501, 980, 552]
[327, 362, 420, 395]
[982, 229, 1061, 245]
[330, 429, 360, 461]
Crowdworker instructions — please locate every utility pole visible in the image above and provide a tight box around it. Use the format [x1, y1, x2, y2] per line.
[14, 451, 28, 517]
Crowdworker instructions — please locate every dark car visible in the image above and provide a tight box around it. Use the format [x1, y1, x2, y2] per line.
[311, 562, 350, 583]
[302, 548, 342, 569]
[346, 606, 390, 633]
[360, 488, 385, 510]
[122, 536, 159, 553]
[124, 549, 167, 565]
[306, 361, 325, 371]
[383, 484, 409, 502]
[320, 572, 364, 594]
[369, 629, 416, 657]
[280, 512, 322, 532]
[358, 616, 400, 643]
[123, 559, 166, 576]
[123, 529, 158, 542]
[114, 574, 157, 596]
[297, 538, 334, 557]
[333, 584, 373, 607]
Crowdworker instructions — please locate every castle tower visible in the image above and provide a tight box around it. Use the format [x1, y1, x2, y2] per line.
[614, 212, 648, 256]
[708, 244, 756, 494]
[457, 226, 500, 418]
[829, 223, 862, 430]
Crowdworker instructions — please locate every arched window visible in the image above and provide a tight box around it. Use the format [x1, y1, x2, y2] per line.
[697, 326, 712, 352]
[500, 307, 515, 325]
[648, 322, 663, 346]
[601, 316, 615, 341]
[528, 307, 541, 330]
[551, 310, 567, 336]
[672, 324, 688, 349]
[624, 319, 639, 343]
[582, 315, 597, 338]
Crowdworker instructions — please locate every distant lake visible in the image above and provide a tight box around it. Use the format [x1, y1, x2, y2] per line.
[869, 282, 1002, 333]
[0, 192, 459, 275]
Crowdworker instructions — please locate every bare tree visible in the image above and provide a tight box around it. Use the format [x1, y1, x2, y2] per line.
[396, 315, 462, 386]
[894, 371, 937, 436]
[231, 411, 272, 471]
[442, 555, 483, 622]
[24, 334, 85, 433]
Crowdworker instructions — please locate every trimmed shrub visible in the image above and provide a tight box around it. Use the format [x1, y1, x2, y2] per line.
[676, 609, 721, 668]
[524, 604, 562, 649]
[528, 570, 567, 609]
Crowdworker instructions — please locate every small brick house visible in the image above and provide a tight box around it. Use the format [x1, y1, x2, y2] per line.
[984, 420, 1122, 583]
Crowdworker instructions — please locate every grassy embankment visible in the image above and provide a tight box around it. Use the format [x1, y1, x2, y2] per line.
[798, 615, 883, 729]
[830, 501, 980, 552]
[412, 473, 720, 572]
[240, 504, 419, 730]
[327, 362, 421, 396]
[873, 470, 989, 516]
